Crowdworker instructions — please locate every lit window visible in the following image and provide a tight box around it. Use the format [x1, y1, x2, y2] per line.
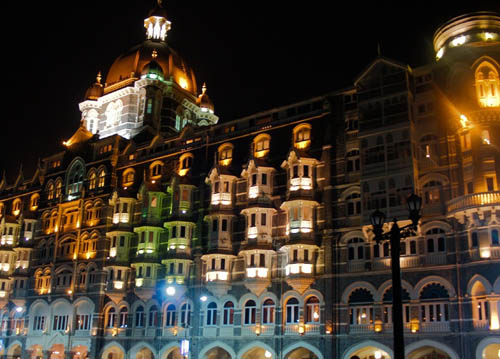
[262, 299, 275, 324]
[98, 170, 106, 188]
[306, 297, 320, 323]
[47, 182, 55, 200]
[122, 169, 135, 187]
[293, 123, 311, 149]
[150, 161, 163, 179]
[12, 199, 22, 216]
[253, 134, 271, 158]
[218, 143, 233, 166]
[223, 302, 234, 325]
[30, 194, 39, 211]
[89, 172, 97, 190]
[179, 153, 194, 176]
[475, 61, 500, 108]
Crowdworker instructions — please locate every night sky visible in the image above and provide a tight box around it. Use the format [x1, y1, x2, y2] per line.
[1, 1, 498, 179]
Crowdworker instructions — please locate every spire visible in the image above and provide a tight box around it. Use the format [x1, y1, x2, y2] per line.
[144, 1, 171, 42]
[96, 71, 102, 85]
[0, 171, 6, 191]
[14, 164, 24, 187]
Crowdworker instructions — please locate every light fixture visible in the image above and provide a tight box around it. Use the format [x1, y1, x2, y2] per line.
[15, 306, 23, 313]
[407, 193, 422, 227]
[200, 295, 208, 302]
[374, 351, 382, 359]
[265, 351, 272, 358]
[166, 286, 176, 296]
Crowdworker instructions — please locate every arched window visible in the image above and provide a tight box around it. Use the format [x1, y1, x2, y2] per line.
[47, 182, 55, 200]
[223, 301, 234, 326]
[179, 153, 194, 176]
[423, 180, 442, 204]
[135, 306, 145, 328]
[475, 61, 500, 107]
[89, 172, 97, 190]
[285, 298, 300, 324]
[348, 238, 365, 261]
[67, 161, 85, 195]
[348, 288, 374, 325]
[150, 161, 163, 179]
[419, 283, 450, 323]
[426, 228, 446, 253]
[382, 287, 411, 324]
[244, 300, 256, 325]
[12, 199, 22, 216]
[346, 149, 360, 172]
[56, 180, 62, 198]
[180, 303, 191, 327]
[293, 123, 311, 149]
[262, 299, 275, 324]
[107, 307, 116, 328]
[253, 133, 271, 158]
[30, 194, 39, 211]
[165, 304, 176, 327]
[305, 297, 320, 323]
[218, 143, 233, 166]
[98, 169, 106, 188]
[346, 193, 361, 215]
[148, 305, 158, 327]
[122, 169, 135, 187]
[119, 307, 128, 328]
[206, 302, 217, 326]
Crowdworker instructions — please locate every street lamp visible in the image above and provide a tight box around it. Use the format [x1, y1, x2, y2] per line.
[370, 193, 422, 359]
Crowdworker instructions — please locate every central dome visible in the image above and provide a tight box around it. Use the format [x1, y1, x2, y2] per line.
[105, 40, 198, 95]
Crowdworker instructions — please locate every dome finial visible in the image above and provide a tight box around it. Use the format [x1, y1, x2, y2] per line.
[152, 50, 158, 59]
[96, 71, 102, 84]
[145, 0, 171, 42]
[202, 82, 207, 94]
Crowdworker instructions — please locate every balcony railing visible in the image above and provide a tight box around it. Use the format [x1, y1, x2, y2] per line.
[447, 191, 500, 213]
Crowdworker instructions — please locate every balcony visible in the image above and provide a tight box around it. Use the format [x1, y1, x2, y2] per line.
[473, 319, 490, 330]
[447, 191, 500, 213]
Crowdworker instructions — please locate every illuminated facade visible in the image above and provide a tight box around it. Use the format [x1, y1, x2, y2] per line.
[0, 6, 499, 359]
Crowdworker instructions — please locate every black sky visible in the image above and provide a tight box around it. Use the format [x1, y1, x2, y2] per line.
[1, 1, 499, 179]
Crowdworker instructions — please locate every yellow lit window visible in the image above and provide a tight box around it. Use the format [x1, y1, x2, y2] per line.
[179, 153, 194, 176]
[89, 172, 97, 190]
[30, 194, 39, 211]
[98, 170, 106, 188]
[12, 199, 21, 216]
[150, 161, 163, 180]
[122, 169, 135, 187]
[56, 181, 62, 198]
[218, 143, 233, 166]
[47, 183, 55, 200]
[253, 134, 271, 158]
[293, 123, 311, 149]
[476, 61, 500, 108]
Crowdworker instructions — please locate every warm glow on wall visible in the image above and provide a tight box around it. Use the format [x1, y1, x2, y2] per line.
[178, 77, 188, 89]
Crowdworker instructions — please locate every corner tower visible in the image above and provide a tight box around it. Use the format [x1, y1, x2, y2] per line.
[79, 1, 218, 140]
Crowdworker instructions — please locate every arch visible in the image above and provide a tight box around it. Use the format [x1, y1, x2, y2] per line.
[474, 59, 500, 108]
[283, 342, 323, 359]
[340, 186, 361, 202]
[340, 230, 366, 244]
[199, 341, 236, 359]
[378, 279, 415, 300]
[405, 339, 458, 359]
[342, 340, 394, 359]
[258, 291, 279, 307]
[419, 172, 450, 187]
[237, 341, 276, 359]
[475, 337, 500, 359]
[282, 290, 303, 306]
[253, 133, 271, 158]
[218, 143, 234, 166]
[159, 343, 182, 359]
[414, 276, 456, 298]
[219, 294, 240, 309]
[303, 288, 325, 303]
[100, 341, 126, 359]
[130, 342, 156, 359]
[7, 340, 23, 357]
[341, 281, 378, 304]
[467, 274, 493, 295]
[420, 221, 452, 235]
[238, 292, 259, 309]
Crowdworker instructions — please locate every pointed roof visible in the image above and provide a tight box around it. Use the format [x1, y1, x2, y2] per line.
[354, 56, 410, 87]
[63, 123, 94, 147]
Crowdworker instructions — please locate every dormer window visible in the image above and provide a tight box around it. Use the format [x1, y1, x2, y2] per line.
[179, 153, 194, 176]
[253, 134, 271, 158]
[30, 194, 39, 211]
[122, 168, 135, 188]
[12, 199, 22, 216]
[218, 143, 233, 166]
[293, 123, 311, 149]
[150, 161, 163, 181]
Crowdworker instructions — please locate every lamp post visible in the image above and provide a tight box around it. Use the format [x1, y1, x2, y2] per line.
[370, 193, 422, 359]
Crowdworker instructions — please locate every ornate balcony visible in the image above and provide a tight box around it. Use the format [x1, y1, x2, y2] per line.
[447, 191, 500, 214]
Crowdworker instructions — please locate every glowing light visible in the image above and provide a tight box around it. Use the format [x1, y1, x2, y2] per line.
[249, 186, 259, 198]
[451, 35, 466, 47]
[481, 248, 491, 258]
[200, 295, 208, 302]
[15, 306, 22, 313]
[491, 311, 499, 330]
[298, 325, 305, 335]
[482, 32, 497, 41]
[410, 318, 420, 333]
[114, 281, 124, 289]
[181, 340, 190, 356]
[166, 286, 176, 296]
[110, 248, 117, 257]
[460, 114, 469, 128]
[67, 289, 73, 295]
[436, 47, 444, 60]
[265, 351, 272, 358]
[374, 351, 382, 359]
[313, 311, 319, 320]
[179, 77, 188, 89]
[136, 278, 144, 287]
